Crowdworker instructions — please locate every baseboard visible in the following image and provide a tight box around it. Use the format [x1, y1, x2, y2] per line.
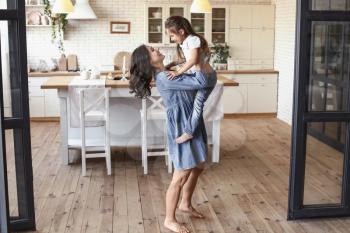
[30, 117, 60, 122]
[224, 113, 277, 119]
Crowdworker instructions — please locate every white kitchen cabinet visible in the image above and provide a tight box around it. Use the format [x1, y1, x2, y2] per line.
[229, 28, 251, 60]
[247, 83, 277, 113]
[44, 89, 60, 116]
[223, 85, 248, 114]
[251, 28, 275, 60]
[28, 77, 60, 118]
[29, 97, 45, 117]
[146, 4, 188, 45]
[229, 5, 251, 29]
[222, 73, 278, 114]
[228, 4, 275, 70]
[190, 6, 229, 44]
[251, 5, 275, 29]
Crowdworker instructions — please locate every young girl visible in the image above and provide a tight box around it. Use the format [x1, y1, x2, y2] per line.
[165, 16, 217, 144]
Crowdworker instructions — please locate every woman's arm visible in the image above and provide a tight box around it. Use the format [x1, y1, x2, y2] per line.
[156, 71, 207, 91]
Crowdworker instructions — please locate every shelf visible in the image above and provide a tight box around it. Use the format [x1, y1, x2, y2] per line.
[149, 32, 162, 34]
[191, 18, 205, 20]
[212, 18, 225, 20]
[26, 24, 51, 27]
[25, 4, 45, 7]
[148, 18, 162, 20]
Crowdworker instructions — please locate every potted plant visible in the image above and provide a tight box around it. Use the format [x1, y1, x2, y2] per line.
[43, 0, 68, 54]
[210, 41, 230, 70]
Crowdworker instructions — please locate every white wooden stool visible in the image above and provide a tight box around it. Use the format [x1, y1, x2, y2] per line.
[79, 88, 111, 176]
[140, 94, 172, 175]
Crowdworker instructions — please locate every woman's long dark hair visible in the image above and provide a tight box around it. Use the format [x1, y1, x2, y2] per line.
[129, 45, 155, 98]
[165, 16, 210, 61]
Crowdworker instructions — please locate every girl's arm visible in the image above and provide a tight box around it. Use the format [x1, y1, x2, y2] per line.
[164, 57, 186, 70]
[167, 48, 199, 79]
[156, 71, 206, 91]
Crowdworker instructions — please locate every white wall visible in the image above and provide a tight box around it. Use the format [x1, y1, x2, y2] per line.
[1, 0, 12, 116]
[274, 0, 296, 125]
[26, 0, 272, 69]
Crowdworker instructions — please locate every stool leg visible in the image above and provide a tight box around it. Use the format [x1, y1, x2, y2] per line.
[141, 100, 148, 174]
[80, 91, 87, 177]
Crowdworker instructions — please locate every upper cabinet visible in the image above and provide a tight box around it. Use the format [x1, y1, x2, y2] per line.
[191, 6, 229, 44]
[146, 4, 188, 45]
[230, 5, 251, 29]
[146, 4, 229, 45]
[251, 5, 275, 29]
[230, 5, 275, 29]
[228, 4, 275, 70]
[211, 7, 228, 43]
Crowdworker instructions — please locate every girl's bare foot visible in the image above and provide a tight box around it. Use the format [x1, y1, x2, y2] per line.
[176, 133, 193, 144]
[178, 204, 204, 218]
[164, 219, 190, 233]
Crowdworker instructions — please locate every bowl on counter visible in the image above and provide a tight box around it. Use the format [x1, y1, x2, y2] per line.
[152, 12, 162, 18]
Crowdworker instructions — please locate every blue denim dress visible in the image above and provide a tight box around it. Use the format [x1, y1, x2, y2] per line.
[154, 70, 217, 170]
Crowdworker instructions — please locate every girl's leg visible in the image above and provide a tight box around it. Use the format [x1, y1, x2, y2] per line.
[179, 165, 205, 218]
[164, 169, 192, 233]
[176, 88, 213, 144]
[176, 72, 217, 144]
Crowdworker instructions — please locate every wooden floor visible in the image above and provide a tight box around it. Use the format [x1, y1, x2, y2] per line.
[5, 118, 350, 233]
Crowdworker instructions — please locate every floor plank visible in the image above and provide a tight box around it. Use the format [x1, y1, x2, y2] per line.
[3, 118, 348, 233]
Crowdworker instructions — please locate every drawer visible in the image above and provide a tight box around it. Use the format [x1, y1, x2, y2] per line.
[251, 59, 274, 65]
[231, 74, 278, 84]
[28, 77, 48, 87]
[29, 86, 45, 97]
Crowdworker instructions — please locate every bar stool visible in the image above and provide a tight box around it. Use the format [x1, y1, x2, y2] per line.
[140, 93, 172, 175]
[79, 88, 111, 176]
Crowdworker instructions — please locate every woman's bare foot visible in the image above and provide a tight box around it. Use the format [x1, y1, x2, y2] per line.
[164, 219, 190, 233]
[176, 133, 193, 144]
[178, 204, 204, 218]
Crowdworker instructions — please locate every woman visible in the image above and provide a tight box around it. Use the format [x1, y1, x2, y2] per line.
[129, 45, 212, 233]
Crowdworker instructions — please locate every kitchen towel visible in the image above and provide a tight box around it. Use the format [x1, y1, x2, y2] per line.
[68, 77, 106, 128]
[203, 80, 224, 122]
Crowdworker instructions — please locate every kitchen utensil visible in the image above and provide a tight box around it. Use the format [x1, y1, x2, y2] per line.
[67, 54, 78, 71]
[58, 54, 67, 71]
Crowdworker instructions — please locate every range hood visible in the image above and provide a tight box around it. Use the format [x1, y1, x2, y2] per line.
[66, 0, 97, 19]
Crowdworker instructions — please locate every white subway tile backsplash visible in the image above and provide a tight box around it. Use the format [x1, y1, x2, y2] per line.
[274, 0, 296, 125]
[27, 0, 272, 70]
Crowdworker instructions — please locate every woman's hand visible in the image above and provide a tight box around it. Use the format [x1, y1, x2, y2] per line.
[167, 71, 180, 80]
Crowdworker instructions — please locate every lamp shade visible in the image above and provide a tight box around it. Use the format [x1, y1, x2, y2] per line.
[66, 0, 97, 19]
[52, 0, 74, 14]
[190, 0, 212, 13]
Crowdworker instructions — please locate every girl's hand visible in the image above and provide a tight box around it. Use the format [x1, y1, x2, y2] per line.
[167, 71, 179, 80]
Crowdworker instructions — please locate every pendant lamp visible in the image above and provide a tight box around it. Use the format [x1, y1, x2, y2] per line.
[66, 0, 97, 19]
[52, 0, 74, 14]
[190, 0, 212, 13]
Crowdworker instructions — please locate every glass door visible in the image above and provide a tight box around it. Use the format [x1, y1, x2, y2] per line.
[289, 0, 350, 219]
[148, 7, 163, 44]
[191, 13, 205, 38]
[0, 0, 36, 231]
[211, 8, 226, 43]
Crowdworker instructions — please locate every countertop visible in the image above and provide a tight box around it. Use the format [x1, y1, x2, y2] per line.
[30, 69, 279, 77]
[41, 75, 238, 89]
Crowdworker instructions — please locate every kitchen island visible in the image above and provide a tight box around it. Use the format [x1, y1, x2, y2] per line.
[41, 75, 238, 165]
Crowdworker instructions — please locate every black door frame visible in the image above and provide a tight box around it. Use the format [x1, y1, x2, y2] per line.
[0, 0, 36, 231]
[288, 0, 350, 219]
